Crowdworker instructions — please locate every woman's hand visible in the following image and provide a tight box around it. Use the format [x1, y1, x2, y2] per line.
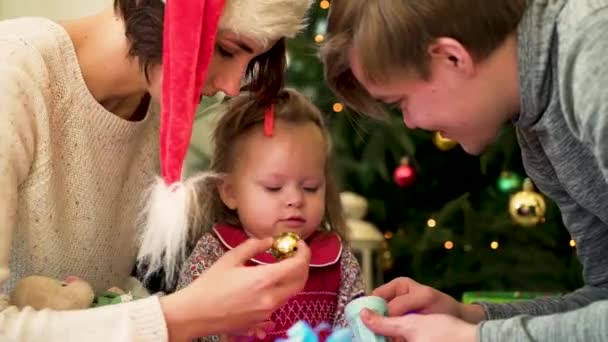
[361, 309, 478, 342]
[372, 277, 486, 323]
[160, 237, 311, 341]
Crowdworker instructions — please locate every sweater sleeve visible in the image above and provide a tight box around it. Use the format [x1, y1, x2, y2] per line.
[176, 234, 224, 291]
[0, 296, 168, 341]
[0, 41, 38, 297]
[561, 9, 608, 182]
[177, 234, 224, 342]
[478, 300, 608, 342]
[0, 39, 168, 342]
[480, 8, 608, 320]
[333, 247, 366, 328]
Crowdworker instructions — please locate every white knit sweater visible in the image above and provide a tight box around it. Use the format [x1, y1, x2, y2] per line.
[0, 17, 168, 341]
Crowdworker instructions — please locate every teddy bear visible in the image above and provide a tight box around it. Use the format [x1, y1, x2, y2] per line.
[7, 275, 95, 311]
[0, 275, 141, 312]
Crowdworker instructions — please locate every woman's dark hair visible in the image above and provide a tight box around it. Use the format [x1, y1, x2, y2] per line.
[114, 0, 286, 100]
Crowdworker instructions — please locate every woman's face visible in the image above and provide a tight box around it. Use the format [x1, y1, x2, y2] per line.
[147, 31, 272, 101]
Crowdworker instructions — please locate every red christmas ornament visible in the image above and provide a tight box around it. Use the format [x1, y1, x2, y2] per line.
[393, 157, 416, 188]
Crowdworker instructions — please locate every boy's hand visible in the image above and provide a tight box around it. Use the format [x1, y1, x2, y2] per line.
[361, 309, 478, 342]
[372, 277, 486, 323]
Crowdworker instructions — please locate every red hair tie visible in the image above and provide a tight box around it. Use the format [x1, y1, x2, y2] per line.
[264, 104, 275, 137]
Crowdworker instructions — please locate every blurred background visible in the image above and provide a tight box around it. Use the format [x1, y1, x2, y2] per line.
[0, 0, 111, 20]
[2, 0, 583, 301]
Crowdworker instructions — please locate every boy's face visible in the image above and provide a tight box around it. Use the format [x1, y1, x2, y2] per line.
[349, 37, 520, 155]
[219, 121, 327, 241]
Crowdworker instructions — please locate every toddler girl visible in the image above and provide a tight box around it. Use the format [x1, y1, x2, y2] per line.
[176, 89, 365, 341]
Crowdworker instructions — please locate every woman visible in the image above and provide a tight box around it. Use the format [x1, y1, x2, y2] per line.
[0, 0, 313, 340]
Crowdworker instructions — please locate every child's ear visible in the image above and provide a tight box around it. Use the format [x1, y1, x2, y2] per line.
[217, 177, 237, 210]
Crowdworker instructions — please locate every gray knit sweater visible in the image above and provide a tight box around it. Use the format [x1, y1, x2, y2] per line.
[479, 0, 608, 340]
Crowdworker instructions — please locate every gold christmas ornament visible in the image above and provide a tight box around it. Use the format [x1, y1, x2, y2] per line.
[509, 178, 546, 227]
[432, 131, 458, 151]
[381, 242, 394, 271]
[271, 232, 301, 259]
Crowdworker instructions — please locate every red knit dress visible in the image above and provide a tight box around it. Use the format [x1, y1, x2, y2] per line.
[177, 223, 365, 342]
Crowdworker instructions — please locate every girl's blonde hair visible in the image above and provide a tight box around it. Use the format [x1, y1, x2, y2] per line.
[320, 0, 528, 119]
[191, 88, 347, 242]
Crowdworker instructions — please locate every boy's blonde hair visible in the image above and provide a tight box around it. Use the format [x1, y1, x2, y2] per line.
[321, 0, 528, 119]
[191, 89, 347, 243]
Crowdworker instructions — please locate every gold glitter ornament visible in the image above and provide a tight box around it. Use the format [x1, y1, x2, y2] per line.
[271, 232, 301, 259]
[432, 131, 458, 151]
[509, 178, 546, 227]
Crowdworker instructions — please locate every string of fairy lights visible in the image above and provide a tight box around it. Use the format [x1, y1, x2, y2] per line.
[383, 217, 577, 251]
[310, 0, 344, 114]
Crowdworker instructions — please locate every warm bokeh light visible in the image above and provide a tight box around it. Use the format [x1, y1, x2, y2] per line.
[332, 102, 344, 112]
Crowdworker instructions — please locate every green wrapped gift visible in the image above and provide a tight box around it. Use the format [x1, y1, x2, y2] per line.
[93, 290, 134, 307]
[462, 291, 560, 304]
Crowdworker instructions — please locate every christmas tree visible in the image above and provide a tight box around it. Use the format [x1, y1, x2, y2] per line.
[284, 1, 583, 299]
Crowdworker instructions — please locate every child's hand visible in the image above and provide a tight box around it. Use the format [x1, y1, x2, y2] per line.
[372, 277, 486, 323]
[161, 238, 311, 340]
[361, 309, 478, 342]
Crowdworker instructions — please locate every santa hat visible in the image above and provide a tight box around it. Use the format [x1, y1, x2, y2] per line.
[137, 0, 313, 285]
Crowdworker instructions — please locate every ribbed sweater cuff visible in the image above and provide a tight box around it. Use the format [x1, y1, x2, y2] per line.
[129, 296, 168, 341]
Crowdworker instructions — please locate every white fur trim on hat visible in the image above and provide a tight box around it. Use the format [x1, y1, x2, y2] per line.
[161, 0, 312, 47]
[219, 0, 312, 47]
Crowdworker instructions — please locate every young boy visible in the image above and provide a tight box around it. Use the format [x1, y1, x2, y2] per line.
[321, 0, 608, 340]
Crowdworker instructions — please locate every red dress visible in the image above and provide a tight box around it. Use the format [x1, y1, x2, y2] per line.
[177, 223, 365, 342]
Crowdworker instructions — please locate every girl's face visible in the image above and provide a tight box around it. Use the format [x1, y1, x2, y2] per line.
[147, 31, 273, 101]
[218, 120, 327, 241]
